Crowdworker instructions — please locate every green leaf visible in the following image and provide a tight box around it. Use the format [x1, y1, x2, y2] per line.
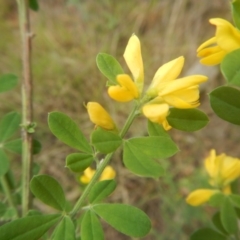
[30, 175, 66, 211]
[0, 112, 21, 142]
[96, 53, 124, 85]
[209, 192, 225, 208]
[229, 194, 240, 208]
[0, 202, 7, 217]
[0, 74, 18, 93]
[3, 138, 41, 155]
[52, 216, 76, 240]
[3, 169, 15, 190]
[81, 210, 104, 240]
[190, 227, 227, 240]
[4, 139, 22, 154]
[66, 153, 93, 172]
[32, 162, 41, 175]
[0, 149, 9, 176]
[123, 140, 165, 178]
[48, 112, 92, 153]
[126, 136, 178, 159]
[32, 139, 42, 154]
[0, 214, 61, 240]
[232, 1, 240, 29]
[220, 197, 238, 234]
[29, 0, 39, 11]
[167, 108, 209, 131]
[26, 210, 42, 217]
[221, 49, 240, 86]
[89, 180, 117, 203]
[212, 211, 228, 235]
[26, 122, 37, 133]
[147, 120, 170, 138]
[91, 127, 122, 154]
[93, 203, 151, 237]
[2, 207, 18, 221]
[210, 86, 240, 125]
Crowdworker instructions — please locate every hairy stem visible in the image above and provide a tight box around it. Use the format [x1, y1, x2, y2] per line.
[70, 103, 139, 218]
[17, 0, 34, 216]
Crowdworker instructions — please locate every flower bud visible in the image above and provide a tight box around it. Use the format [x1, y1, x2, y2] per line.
[87, 102, 116, 130]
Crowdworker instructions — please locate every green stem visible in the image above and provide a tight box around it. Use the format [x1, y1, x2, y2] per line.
[17, 0, 34, 216]
[69, 152, 113, 218]
[0, 175, 19, 218]
[119, 103, 140, 138]
[70, 103, 140, 218]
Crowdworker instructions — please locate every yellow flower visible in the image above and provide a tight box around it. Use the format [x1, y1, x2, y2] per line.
[80, 167, 95, 184]
[197, 18, 240, 65]
[80, 166, 116, 184]
[186, 149, 240, 206]
[99, 166, 116, 181]
[142, 102, 172, 130]
[142, 56, 207, 130]
[108, 74, 139, 102]
[108, 34, 143, 102]
[205, 149, 240, 188]
[146, 57, 185, 97]
[87, 102, 116, 130]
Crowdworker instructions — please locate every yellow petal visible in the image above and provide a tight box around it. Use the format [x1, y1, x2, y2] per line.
[210, 18, 240, 52]
[162, 86, 200, 108]
[162, 119, 172, 131]
[108, 74, 139, 102]
[186, 189, 217, 206]
[221, 157, 240, 185]
[197, 37, 217, 52]
[80, 175, 91, 184]
[204, 149, 218, 178]
[197, 45, 223, 58]
[84, 167, 95, 178]
[80, 167, 96, 184]
[142, 103, 169, 124]
[147, 56, 184, 94]
[87, 102, 116, 130]
[99, 166, 116, 181]
[199, 49, 226, 65]
[197, 38, 226, 65]
[159, 75, 207, 96]
[123, 34, 144, 91]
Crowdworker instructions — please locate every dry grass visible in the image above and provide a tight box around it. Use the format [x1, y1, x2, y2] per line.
[0, 0, 237, 239]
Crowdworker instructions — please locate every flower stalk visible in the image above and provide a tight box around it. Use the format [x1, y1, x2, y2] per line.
[70, 103, 139, 218]
[17, 0, 34, 216]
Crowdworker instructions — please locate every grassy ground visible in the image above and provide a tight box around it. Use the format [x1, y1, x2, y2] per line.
[1, 0, 238, 239]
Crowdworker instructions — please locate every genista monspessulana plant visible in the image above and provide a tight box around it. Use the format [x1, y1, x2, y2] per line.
[1, 1, 240, 239]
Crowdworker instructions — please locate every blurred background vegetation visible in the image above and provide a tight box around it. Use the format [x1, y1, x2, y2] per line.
[1, 0, 240, 239]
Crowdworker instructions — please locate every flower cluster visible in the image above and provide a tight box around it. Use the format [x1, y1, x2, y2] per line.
[87, 35, 207, 131]
[186, 149, 240, 206]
